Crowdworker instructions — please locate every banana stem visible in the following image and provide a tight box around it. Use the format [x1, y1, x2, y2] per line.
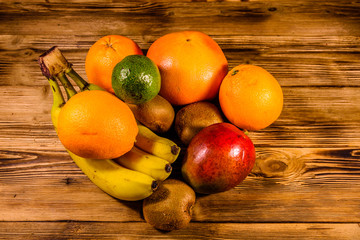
[38, 46, 71, 79]
[39, 46, 86, 95]
[57, 72, 77, 99]
[66, 67, 90, 91]
[39, 46, 103, 92]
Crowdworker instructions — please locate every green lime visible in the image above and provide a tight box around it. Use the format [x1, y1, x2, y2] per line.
[112, 55, 161, 104]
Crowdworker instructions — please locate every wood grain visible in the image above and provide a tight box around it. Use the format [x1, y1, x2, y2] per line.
[1, 86, 359, 148]
[1, 1, 359, 36]
[0, 0, 360, 239]
[0, 222, 359, 240]
[1, 147, 359, 222]
[1, 35, 360, 88]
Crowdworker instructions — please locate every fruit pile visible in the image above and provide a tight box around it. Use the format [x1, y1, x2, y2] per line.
[38, 31, 283, 231]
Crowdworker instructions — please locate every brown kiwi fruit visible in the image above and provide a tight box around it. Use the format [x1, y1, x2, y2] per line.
[142, 179, 196, 231]
[127, 95, 175, 133]
[175, 101, 224, 145]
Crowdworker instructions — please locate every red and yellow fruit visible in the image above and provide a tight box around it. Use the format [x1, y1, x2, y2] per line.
[181, 122, 256, 194]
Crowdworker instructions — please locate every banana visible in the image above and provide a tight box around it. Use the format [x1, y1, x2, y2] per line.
[40, 46, 180, 164]
[42, 66, 158, 201]
[115, 146, 172, 181]
[48, 78, 64, 131]
[39, 46, 182, 201]
[68, 151, 158, 201]
[135, 124, 180, 163]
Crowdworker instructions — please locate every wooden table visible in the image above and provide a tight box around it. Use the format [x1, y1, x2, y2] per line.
[1, 1, 359, 239]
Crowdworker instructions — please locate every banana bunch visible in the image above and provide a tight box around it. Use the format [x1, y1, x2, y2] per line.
[38, 47, 180, 201]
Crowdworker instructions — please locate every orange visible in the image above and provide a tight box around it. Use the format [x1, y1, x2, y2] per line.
[219, 65, 283, 131]
[146, 31, 228, 105]
[57, 90, 138, 159]
[85, 35, 143, 93]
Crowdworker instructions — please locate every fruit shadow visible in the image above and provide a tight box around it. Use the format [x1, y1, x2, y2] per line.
[115, 198, 143, 218]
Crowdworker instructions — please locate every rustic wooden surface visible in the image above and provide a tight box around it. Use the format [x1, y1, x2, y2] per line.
[1, 0, 360, 239]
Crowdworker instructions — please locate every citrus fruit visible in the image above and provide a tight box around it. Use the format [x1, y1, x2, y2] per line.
[219, 64, 283, 131]
[57, 90, 138, 159]
[85, 35, 143, 93]
[112, 55, 161, 104]
[146, 31, 228, 105]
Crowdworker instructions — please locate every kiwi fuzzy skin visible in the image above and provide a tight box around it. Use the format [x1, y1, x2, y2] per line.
[128, 95, 175, 133]
[142, 179, 196, 231]
[175, 101, 224, 145]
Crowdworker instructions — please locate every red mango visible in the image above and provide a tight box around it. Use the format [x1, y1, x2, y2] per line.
[181, 122, 256, 194]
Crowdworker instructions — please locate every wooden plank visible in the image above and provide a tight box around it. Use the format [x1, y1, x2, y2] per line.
[0, 1, 359, 37]
[0, 1, 359, 238]
[0, 86, 52, 124]
[1, 147, 359, 222]
[0, 222, 359, 240]
[0, 34, 359, 88]
[0, 35, 360, 87]
[1, 85, 360, 148]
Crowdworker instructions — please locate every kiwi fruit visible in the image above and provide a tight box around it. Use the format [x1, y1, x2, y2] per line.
[127, 95, 175, 133]
[175, 101, 224, 145]
[142, 179, 196, 231]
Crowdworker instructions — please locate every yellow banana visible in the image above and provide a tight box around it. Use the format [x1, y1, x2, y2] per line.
[39, 46, 182, 200]
[40, 54, 158, 201]
[115, 146, 172, 181]
[135, 124, 180, 163]
[68, 151, 158, 201]
[39, 46, 180, 164]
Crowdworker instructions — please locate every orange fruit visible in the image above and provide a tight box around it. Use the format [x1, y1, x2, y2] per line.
[85, 35, 143, 93]
[57, 90, 138, 159]
[219, 65, 283, 131]
[146, 31, 228, 105]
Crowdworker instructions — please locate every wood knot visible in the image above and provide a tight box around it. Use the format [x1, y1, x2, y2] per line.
[22, 49, 36, 60]
[252, 149, 305, 180]
[351, 149, 360, 157]
[64, 177, 75, 185]
[268, 7, 277, 12]
[263, 159, 288, 173]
